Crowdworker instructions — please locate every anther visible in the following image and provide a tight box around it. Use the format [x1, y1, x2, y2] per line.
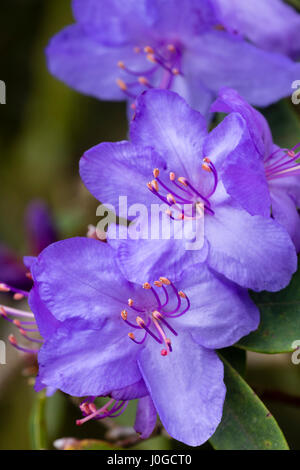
[161, 349, 168, 356]
[26, 272, 33, 280]
[153, 168, 159, 178]
[143, 282, 152, 290]
[0, 306, 7, 317]
[128, 332, 135, 340]
[203, 157, 211, 163]
[151, 179, 159, 192]
[154, 281, 163, 287]
[167, 193, 176, 205]
[128, 299, 134, 307]
[287, 150, 296, 157]
[178, 291, 187, 299]
[8, 334, 17, 346]
[178, 177, 188, 186]
[116, 78, 127, 91]
[159, 277, 171, 285]
[13, 293, 24, 301]
[138, 76, 149, 86]
[172, 68, 179, 75]
[147, 182, 154, 191]
[121, 310, 128, 320]
[144, 46, 154, 54]
[146, 54, 157, 63]
[136, 316, 145, 327]
[13, 319, 22, 327]
[89, 403, 97, 414]
[202, 163, 211, 172]
[152, 310, 162, 320]
[169, 172, 176, 181]
[167, 44, 176, 53]
[117, 61, 125, 69]
[0, 283, 10, 292]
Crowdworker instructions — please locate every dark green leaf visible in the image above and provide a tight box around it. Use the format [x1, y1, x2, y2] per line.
[210, 357, 289, 450]
[238, 261, 300, 353]
[218, 347, 246, 377]
[260, 100, 300, 149]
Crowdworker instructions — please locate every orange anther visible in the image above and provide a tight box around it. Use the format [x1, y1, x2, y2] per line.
[178, 177, 188, 186]
[143, 282, 151, 290]
[116, 78, 127, 91]
[121, 310, 128, 320]
[159, 277, 171, 286]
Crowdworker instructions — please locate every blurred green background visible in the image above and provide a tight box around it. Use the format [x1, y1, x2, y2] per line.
[0, 0, 300, 450]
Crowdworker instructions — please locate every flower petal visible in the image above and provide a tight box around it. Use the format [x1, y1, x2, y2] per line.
[80, 141, 164, 211]
[36, 319, 141, 396]
[31, 237, 132, 326]
[107, 217, 209, 284]
[205, 202, 297, 291]
[28, 286, 60, 340]
[130, 89, 207, 182]
[134, 396, 157, 439]
[46, 24, 148, 101]
[215, 0, 300, 59]
[138, 333, 225, 446]
[271, 189, 300, 252]
[189, 31, 300, 107]
[210, 87, 273, 157]
[176, 265, 259, 349]
[204, 111, 271, 217]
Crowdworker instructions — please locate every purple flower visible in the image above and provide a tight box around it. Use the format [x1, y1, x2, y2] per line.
[27, 237, 259, 446]
[46, 0, 300, 115]
[0, 201, 57, 292]
[210, 87, 300, 252]
[80, 89, 297, 291]
[215, 0, 300, 59]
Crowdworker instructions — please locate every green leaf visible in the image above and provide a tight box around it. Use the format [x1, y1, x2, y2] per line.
[210, 357, 289, 450]
[218, 347, 246, 377]
[238, 260, 300, 353]
[284, 0, 300, 11]
[29, 391, 47, 450]
[260, 100, 300, 149]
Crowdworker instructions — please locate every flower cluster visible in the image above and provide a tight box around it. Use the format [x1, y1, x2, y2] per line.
[1, 0, 300, 448]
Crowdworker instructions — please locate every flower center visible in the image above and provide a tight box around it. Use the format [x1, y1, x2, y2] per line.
[116, 42, 183, 104]
[264, 143, 300, 181]
[121, 277, 190, 357]
[147, 158, 218, 220]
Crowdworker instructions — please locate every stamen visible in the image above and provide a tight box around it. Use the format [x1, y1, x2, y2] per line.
[123, 277, 191, 355]
[116, 78, 127, 91]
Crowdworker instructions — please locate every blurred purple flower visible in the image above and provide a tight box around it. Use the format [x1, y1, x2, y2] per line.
[0, 201, 57, 292]
[46, 0, 300, 116]
[210, 87, 300, 251]
[27, 237, 259, 446]
[80, 89, 297, 291]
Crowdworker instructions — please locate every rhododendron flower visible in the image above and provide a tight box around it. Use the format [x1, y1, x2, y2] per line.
[210, 87, 300, 252]
[80, 89, 297, 291]
[24, 237, 259, 446]
[46, 0, 300, 115]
